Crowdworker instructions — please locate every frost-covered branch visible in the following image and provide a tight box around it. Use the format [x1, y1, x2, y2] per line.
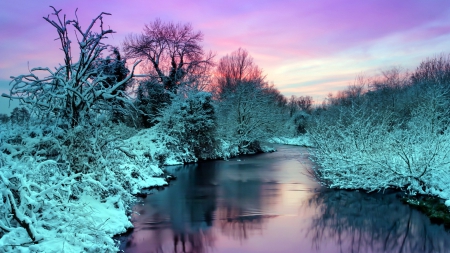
[2, 7, 140, 127]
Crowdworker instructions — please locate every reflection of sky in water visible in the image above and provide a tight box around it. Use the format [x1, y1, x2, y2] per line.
[119, 145, 450, 253]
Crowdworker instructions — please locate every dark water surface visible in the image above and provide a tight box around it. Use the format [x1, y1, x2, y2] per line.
[119, 145, 450, 253]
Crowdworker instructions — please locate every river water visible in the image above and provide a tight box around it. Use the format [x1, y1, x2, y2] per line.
[119, 145, 450, 253]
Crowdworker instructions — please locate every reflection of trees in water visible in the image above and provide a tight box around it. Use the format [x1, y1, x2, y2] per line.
[216, 205, 277, 240]
[123, 160, 284, 252]
[216, 177, 278, 241]
[123, 223, 215, 253]
[172, 230, 215, 253]
[306, 189, 450, 253]
[167, 163, 218, 253]
[123, 164, 218, 253]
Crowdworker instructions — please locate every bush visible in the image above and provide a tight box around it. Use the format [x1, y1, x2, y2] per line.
[157, 91, 217, 160]
[135, 80, 172, 128]
[10, 107, 29, 125]
[0, 114, 9, 124]
[309, 65, 450, 200]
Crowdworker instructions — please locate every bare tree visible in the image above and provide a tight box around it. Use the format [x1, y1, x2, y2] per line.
[123, 19, 214, 93]
[288, 95, 313, 116]
[2, 7, 141, 127]
[411, 54, 450, 87]
[214, 48, 264, 98]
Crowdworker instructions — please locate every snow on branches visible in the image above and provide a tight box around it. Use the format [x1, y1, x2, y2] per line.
[2, 7, 141, 127]
[309, 83, 450, 198]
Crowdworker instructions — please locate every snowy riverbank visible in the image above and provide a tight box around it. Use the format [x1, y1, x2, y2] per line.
[0, 121, 267, 252]
[0, 123, 181, 252]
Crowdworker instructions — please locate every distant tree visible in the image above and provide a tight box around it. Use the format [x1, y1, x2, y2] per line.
[287, 95, 313, 116]
[123, 19, 214, 93]
[322, 76, 370, 109]
[10, 107, 30, 125]
[0, 113, 10, 124]
[2, 7, 140, 127]
[214, 48, 264, 99]
[285, 95, 313, 135]
[411, 55, 450, 87]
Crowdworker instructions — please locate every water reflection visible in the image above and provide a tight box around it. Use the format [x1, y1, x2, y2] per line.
[306, 189, 450, 253]
[124, 163, 216, 253]
[217, 178, 278, 241]
[119, 146, 450, 253]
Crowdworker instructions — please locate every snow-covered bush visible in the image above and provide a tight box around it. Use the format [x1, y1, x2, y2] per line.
[0, 114, 9, 124]
[157, 91, 217, 161]
[309, 74, 450, 200]
[0, 121, 166, 252]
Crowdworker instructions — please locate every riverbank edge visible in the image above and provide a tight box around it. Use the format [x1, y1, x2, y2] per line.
[402, 195, 450, 229]
[275, 135, 450, 231]
[112, 172, 177, 247]
[111, 143, 278, 249]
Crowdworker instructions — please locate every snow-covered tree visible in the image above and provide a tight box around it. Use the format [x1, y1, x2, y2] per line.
[134, 79, 172, 128]
[214, 49, 286, 152]
[90, 46, 132, 123]
[2, 7, 140, 128]
[219, 85, 286, 151]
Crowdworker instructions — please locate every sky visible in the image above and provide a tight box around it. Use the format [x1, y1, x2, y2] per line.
[1, 0, 450, 114]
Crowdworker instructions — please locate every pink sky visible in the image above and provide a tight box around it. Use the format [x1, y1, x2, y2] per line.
[1, 0, 450, 113]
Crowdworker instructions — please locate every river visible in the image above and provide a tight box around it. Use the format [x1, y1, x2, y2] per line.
[118, 145, 450, 253]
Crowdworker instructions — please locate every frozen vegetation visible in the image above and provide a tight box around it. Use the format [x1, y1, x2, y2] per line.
[308, 62, 450, 207]
[0, 122, 167, 252]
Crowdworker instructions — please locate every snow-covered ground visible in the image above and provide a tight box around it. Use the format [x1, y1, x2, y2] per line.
[268, 135, 313, 147]
[0, 123, 169, 252]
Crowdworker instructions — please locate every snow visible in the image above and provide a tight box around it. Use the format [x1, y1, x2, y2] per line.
[0, 122, 168, 252]
[308, 97, 450, 204]
[268, 135, 313, 147]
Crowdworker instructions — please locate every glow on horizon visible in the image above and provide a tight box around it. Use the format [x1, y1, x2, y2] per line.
[1, 0, 450, 112]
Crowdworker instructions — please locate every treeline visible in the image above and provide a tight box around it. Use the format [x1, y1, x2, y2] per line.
[307, 55, 450, 200]
[1, 8, 312, 172]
